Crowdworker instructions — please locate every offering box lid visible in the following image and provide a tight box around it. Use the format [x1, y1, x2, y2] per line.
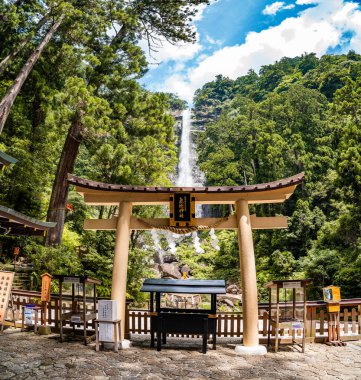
[140, 278, 226, 294]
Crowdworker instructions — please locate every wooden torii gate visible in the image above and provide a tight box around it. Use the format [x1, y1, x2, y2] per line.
[68, 172, 304, 354]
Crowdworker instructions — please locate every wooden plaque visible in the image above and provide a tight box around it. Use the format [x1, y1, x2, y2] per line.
[41, 273, 52, 302]
[0, 271, 14, 324]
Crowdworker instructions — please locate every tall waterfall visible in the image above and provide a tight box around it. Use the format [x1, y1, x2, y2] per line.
[176, 108, 203, 187]
[151, 107, 217, 264]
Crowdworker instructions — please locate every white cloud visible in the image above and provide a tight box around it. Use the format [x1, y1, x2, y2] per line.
[205, 34, 223, 46]
[262, 2, 295, 16]
[163, 74, 195, 101]
[139, 38, 202, 66]
[158, 0, 361, 102]
[296, 0, 319, 4]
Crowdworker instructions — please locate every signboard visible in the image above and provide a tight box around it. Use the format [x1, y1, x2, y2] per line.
[24, 305, 35, 326]
[98, 300, 118, 321]
[283, 281, 301, 289]
[63, 277, 80, 283]
[323, 286, 341, 313]
[170, 193, 195, 227]
[99, 323, 114, 342]
[323, 286, 341, 302]
[41, 273, 52, 302]
[0, 271, 14, 325]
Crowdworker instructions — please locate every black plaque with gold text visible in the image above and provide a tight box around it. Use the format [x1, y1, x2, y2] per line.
[170, 193, 195, 227]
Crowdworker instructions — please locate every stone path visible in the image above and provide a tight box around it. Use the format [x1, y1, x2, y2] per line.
[1, 330, 361, 379]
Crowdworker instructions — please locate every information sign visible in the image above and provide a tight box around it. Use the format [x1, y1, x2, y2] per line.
[0, 271, 14, 325]
[63, 277, 80, 283]
[283, 281, 301, 288]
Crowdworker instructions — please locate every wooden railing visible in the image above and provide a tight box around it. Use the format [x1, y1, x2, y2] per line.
[10, 290, 361, 342]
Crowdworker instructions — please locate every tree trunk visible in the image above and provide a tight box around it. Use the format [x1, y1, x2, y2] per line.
[0, 12, 51, 76]
[0, 15, 64, 134]
[45, 112, 83, 246]
[45, 28, 127, 245]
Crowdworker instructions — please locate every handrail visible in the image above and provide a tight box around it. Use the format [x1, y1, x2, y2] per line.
[11, 289, 361, 309]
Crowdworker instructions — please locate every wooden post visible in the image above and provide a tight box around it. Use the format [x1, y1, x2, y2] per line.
[124, 300, 131, 339]
[40, 273, 52, 328]
[111, 201, 132, 341]
[235, 199, 260, 348]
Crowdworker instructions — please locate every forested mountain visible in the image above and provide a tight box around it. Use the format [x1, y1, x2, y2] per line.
[193, 52, 361, 299]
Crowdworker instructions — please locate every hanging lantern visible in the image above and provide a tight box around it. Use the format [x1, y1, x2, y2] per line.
[66, 203, 74, 211]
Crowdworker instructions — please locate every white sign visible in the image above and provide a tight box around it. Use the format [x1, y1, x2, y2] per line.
[283, 281, 301, 288]
[24, 307, 35, 326]
[99, 322, 114, 342]
[98, 300, 118, 321]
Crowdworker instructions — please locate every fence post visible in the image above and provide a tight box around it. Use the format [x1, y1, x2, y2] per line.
[125, 300, 131, 339]
[352, 308, 357, 334]
[54, 298, 59, 330]
[306, 305, 316, 341]
[262, 312, 268, 336]
[344, 308, 349, 334]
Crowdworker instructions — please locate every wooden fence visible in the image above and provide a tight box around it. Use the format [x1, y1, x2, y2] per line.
[9, 290, 361, 342]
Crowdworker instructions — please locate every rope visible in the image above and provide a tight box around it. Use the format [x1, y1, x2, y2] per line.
[136, 217, 228, 234]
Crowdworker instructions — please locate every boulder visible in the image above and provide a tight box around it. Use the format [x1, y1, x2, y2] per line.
[226, 284, 241, 295]
[222, 298, 235, 308]
[159, 263, 181, 279]
[218, 293, 243, 307]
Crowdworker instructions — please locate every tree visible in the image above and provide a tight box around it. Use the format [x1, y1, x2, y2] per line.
[0, 11, 51, 76]
[0, 14, 64, 133]
[45, 0, 209, 246]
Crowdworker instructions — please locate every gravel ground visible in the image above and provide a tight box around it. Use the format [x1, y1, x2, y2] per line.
[1, 329, 361, 379]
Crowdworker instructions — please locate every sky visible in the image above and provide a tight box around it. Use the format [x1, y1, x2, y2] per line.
[139, 0, 361, 103]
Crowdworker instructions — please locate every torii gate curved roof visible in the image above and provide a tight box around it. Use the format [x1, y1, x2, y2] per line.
[68, 172, 304, 206]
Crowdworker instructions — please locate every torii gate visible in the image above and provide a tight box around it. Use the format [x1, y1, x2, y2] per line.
[68, 172, 304, 354]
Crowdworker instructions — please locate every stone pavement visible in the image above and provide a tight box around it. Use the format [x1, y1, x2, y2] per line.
[1, 330, 361, 380]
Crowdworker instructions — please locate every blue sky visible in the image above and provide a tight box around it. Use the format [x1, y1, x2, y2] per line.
[139, 0, 361, 102]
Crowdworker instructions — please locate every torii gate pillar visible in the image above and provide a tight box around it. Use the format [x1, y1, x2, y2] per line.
[111, 201, 132, 343]
[235, 199, 267, 355]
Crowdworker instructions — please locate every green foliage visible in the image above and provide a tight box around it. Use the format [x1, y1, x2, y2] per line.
[24, 241, 82, 290]
[126, 247, 156, 305]
[194, 51, 361, 300]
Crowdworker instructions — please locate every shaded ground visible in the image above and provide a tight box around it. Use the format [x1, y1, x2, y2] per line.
[1, 329, 361, 379]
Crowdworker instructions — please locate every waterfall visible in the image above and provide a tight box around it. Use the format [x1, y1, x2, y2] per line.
[177, 108, 203, 187]
[151, 107, 219, 263]
[177, 109, 194, 186]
